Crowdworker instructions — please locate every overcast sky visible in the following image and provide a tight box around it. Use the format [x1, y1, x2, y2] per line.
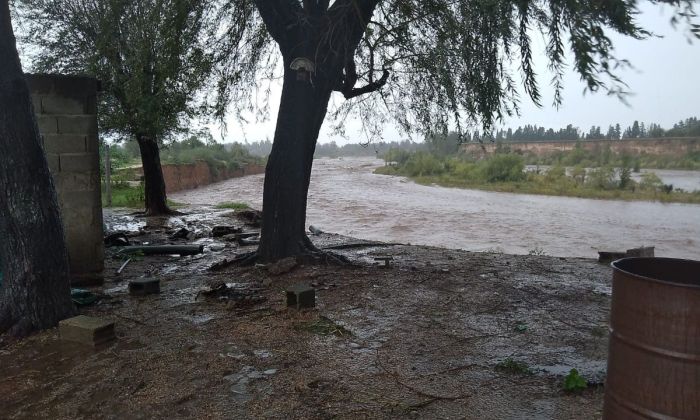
[215, 3, 699, 145]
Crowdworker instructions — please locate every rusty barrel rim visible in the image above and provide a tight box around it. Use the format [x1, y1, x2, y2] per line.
[611, 257, 700, 289]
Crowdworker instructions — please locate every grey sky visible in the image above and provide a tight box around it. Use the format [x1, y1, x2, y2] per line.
[217, 3, 699, 145]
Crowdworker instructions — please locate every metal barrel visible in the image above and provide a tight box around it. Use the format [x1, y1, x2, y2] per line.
[604, 257, 700, 419]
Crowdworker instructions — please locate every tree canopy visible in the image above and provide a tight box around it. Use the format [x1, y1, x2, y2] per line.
[214, 0, 698, 139]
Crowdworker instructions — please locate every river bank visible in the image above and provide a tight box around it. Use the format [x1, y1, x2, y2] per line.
[0, 207, 611, 419]
[375, 169, 700, 204]
[374, 155, 700, 205]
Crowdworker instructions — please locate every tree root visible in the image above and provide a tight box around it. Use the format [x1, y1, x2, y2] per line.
[0, 307, 13, 336]
[209, 245, 355, 271]
[6, 317, 32, 338]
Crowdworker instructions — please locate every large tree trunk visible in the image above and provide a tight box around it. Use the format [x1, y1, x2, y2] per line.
[257, 66, 333, 262]
[135, 134, 173, 216]
[0, 0, 75, 337]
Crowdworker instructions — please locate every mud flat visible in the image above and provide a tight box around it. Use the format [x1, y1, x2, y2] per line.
[0, 208, 611, 419]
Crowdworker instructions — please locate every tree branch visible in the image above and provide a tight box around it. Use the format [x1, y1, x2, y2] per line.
[253, 0, 303, 51]
[303, 0, 330, 16]
[339, 67, 390, 99]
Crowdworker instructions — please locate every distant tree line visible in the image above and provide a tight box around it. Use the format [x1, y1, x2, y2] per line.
[243, 139, 426, 158]
[461, 116, 700, 143]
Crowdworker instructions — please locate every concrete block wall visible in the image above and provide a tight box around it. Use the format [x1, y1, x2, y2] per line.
[26, 74, 104, 284]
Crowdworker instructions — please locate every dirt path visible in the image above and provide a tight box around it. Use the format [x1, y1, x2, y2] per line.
[0, 208, 611, 419]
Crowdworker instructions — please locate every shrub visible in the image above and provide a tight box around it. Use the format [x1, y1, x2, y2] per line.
[482, 154, 525, 183]
[639, 172, 663, 190]
[586, 166, 616, 190]
[545, 165, 566, 183]
[403, 152, 445, 177]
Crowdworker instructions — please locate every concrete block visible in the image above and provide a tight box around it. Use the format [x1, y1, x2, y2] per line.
[85, 94, 98, 115]
[59, 315, 115, 346]
[25, 74, 56, 95]
[36, 115, 57, 134]
[85, 134, 99, 153]
[41, 95, 86, 115]
[57, 115, 97, 135]
[129, 278, 161, 295]
[59, 190, 98, 210]
[55, 172, 100, 192]
[26, 74, 99, 98]
[58, 152, 98, 173]
[42, 134, 87, 154]
[374, 256, 393, 267]
[285, 284, 315, 309]
[626, 246, 655, 258]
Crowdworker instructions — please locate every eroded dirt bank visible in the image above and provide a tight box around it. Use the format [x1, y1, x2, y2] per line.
[0, 207, 611, 419]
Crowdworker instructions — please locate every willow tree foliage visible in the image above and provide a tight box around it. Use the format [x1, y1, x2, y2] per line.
[17, 0, 220, 215]
[211, 0, 696, 263]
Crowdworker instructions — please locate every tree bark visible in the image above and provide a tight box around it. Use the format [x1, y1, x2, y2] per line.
[257, 64, 334, 262]
[0, 0, 75, 337]
[254, 1, 381, 263]
[135, 134, 173, 216]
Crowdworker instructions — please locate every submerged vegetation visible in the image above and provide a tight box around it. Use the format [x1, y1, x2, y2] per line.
[376, 150, 700, 204]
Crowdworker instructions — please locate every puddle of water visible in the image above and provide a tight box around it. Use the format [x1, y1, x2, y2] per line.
[185, 314, 215, 325]
[223, 365, 277, 403]
[253, 349, 272, 359]
[533, 359, 607, 383]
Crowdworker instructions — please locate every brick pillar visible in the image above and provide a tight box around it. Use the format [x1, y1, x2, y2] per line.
[26, 74, 104, 285]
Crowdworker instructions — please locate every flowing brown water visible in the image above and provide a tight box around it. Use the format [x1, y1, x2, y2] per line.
[172, 157, 700, 259]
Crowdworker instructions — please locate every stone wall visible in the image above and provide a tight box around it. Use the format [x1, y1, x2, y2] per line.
[160, 162, 265, 193]
[27, 74, 104, 285]
[461, 137, 700, 159]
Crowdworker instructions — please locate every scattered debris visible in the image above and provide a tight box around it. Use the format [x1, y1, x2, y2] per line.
[59, 315, 116, 347]
[285, 284, 315, 309]
[104, 232, 130, 247]
[117, 245, 204, 256]
[169, 227, 193, 240]
[238, 237, 259, 246]
[129, 278, 161, 295]
[296, 316, 352, 337]
[268, 257, 298, 276]
[70, 288, 98, 306]
[237, 209, 262, 227]
[196, 282, 266, 307]
[116, 258, 132, 275]
[212, 225, 242, 237]
[309, 225, 323, 235]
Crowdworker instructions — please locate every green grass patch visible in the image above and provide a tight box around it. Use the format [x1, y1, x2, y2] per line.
[102, 183, 183, 209]
[215, 201, 251, 210]
[563, 369, 588, 392]
[495, 358, 533, 375]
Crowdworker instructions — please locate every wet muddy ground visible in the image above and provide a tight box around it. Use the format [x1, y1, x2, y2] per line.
[0, 207, 612, 419]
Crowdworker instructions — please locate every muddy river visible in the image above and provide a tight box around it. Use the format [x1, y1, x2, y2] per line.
[172, 157, 700, 260]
